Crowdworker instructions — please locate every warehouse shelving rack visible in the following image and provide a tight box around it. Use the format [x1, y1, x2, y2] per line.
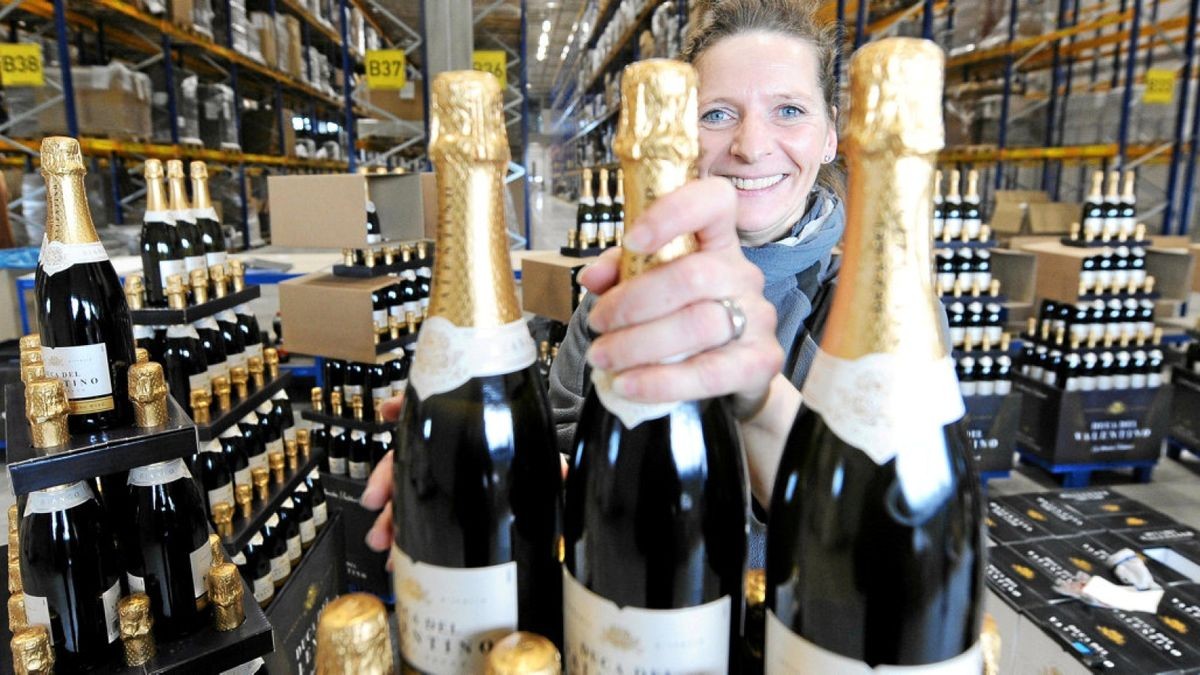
[0, 0, 403, 247]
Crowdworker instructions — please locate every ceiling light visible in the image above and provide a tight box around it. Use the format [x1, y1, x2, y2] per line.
[542, 19, 551, 32]
[547, 1, 556, 7]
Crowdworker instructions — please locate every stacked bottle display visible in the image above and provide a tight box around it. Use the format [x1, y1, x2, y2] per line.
[1074, 169, 1143, 244]
[369, 245, 433, 343]
[933, 169, 1001, 299]
[11, 138, 281, 672]
[313, 358, 403, 479]
[1017, 300, 1165, 392]
[568, 166, 625, 249]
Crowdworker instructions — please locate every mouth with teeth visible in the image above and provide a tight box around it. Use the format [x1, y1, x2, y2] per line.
[726, 174, 787, 192]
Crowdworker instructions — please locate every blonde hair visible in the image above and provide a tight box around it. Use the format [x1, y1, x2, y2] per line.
[682, 0, 845, 200]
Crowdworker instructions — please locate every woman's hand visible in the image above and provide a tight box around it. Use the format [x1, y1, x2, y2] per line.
[582, 176, 782, 413]
[361, 397, 403, 553]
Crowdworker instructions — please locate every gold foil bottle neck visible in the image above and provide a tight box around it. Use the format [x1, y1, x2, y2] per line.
[297, 428, 311, 459]
[209, 533, 225, 564]
[166, 275, 187, 309]
[820, 37, 947, 361]
[486, 632, 562, 675]
[19, 363, 44, 388]
[19, 334, 40, 353]
[231, 366, 249, 399]
[128, 361, 169, 427]
[264, 348, 280, 379]
[11, 624, 53, 675]
[426, 70, 522, 328]
[191, 388, 212, 425]
[190, 161, 215, 210]
[744, 568, 766, 607]
[207, 563, 245, 631]
[166, 159, 192, 213]
[614, 59, 700, 281]
[248, 356, 264, 389]
[311, 387, 324, 412]
[9, 558, 22, 594]
[25, 377, 69, 449]
[118, 593, 155, 667]
[236, 484, 253, 518]
[213, 375, 231, 410]
[8, 592, 26, 633]
[315, 593, 394, 675]
[135, 348, 149, 363]
[211, 264, 229, 298]
[190, 268, 210, 304]
[213, 502, 234, 537]
[350, 395, 363, 421]
[125, 274, 146, 309]
[285, 439, 299, 470]
[268, 452, 285, 484]
[227, 259, 246, 293]
[8, 504, 18, 535]
[41, 137, 99, 245]
[145, 159, 170, 213]
[331, 389, 343, 417]
[252, 468, 269, 502]
[1106, 169, 1120, 199]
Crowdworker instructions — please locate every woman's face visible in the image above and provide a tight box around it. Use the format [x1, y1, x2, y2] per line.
[695, 32, 837, 245]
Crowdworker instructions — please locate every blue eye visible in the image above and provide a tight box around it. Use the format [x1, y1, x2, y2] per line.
[779, 105, 804, 118]
[701, 109, 731, 123]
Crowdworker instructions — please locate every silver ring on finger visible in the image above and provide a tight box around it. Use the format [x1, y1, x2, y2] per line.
[715, 297, 747, 345]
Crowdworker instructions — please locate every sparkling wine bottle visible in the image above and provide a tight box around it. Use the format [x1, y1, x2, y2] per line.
[140, 159, 185, 308]
[765, 39, 984, 672]
[563, 60, 748, 673]
[392, 71, 562, 673]
[166, 160, 207, 281]
[190, 161, 228, 268]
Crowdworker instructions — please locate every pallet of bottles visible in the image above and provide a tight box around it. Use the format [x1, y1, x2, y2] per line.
[331, 240, 435, 279]
[1061, 169, 1146, 249]
[982, 489, 1200, 673]
[564, 165, 625, 259]
[260, 512, 346, 674]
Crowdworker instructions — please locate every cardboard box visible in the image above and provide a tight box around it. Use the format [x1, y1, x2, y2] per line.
[991, 248, 1037, 330]
[279, 272, 396, 363]
[1017, 240, 1195, 305]
[988, 190, 1050, 235]
[250, 12, 277, 68]
[37, 63, 152, 141]
[268, 173, 434, 249]
[170, 0, 194, 30]
[321, 472, 392, 601]
[283, 15, 304, 78]
[262, 512, 346, 674]
[358, 82, 425, 121]
[520, 251, 588, 323]
[1027, 201, 1081, 235]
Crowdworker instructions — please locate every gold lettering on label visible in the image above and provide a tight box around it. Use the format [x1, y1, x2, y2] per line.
[1097, 625, 1126, 646]
[1011, 564, 1035, 580]
[1101, 504, 1121, 512]
[1126, 517, 1147, 526]
[400, 578, 427, 603]
[1160, 616, 1188, 634]
[1026, 509, 1047, 522]
[305, 585, 319, 611]
[602, 626, 640, 653]
[1107, 401, 1128, 414]
[1069, 557, 1094, 573]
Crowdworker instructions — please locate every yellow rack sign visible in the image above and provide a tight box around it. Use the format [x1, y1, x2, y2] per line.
[365, 50, 406, 90]
[473, 50, 507, 90]
[0, 44, 43, 87]
[1143, 68, 1175, 105]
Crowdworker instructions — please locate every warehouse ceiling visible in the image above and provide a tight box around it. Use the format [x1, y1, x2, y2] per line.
[367, 0, 586, 104]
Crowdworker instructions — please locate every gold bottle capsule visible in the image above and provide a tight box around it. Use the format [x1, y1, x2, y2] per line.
[190, 268, 210, 305]
[208, 562, 245, 631]
[330, 390, 343, 417]
[118, 593, 155, 667]
[252, 467, 270, 502]
[18, 334, 40, 354]
[1144, 275, 1156, 294]
[191, 388, 212, 425]
[20, 362, 45, 387]
[268, 451, 285, 485]
[18, 349, 43, 381]
[342, 248, 356, 266]
[383, 246, 396, 266]
[227, 259, 246, 293]
[311, 386, 325, 413]
[1069, 221, 1081, 241]
[11, 624, 53, 675]
[209, 533, 225, 565]
[25, 377, 69, 448]
[211, 264, 229, 299]
[416, 240, 429, 260]
[231, 366, 249, 400]
[988, 278, 1001, 297]
[405, 310, 418, 335]
[566, 229, 578, 249]
[135, 347, 149, 364]
[8, 504, 18, 537]
[264, 347, 280, 380]
[128, 360, 169, 428]
[400, 244, 413, 263]
[8, 557, 22, 595]
[486, 632, 562, 675]
[236, 484, 254, 519]
[8, 592, 26, 633]
[315, 593, 394, 675]
[297, 428, 312, 460]
[285, 439, 299, 471]
[979, 224, 991, 243]
[124, 274, 146, 310]
[1135, 222, 1146, 241]
[248, 356, 265, 390]
[213, 375, 232, 410]
[212, 502, 235, 537]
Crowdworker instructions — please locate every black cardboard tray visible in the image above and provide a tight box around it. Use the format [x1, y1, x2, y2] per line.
[0, 549, 274, 675]
[195, 373, 293, 442]
[129, 286, 261, 326]
[559, 245, 605, 258]
[223, 446, 326, 552]
[1059, 237, 1153, 249]
[4, 386, 197, 496]
[331, 243, 435, 278]
[934, 238, 999, 250]
[375, 331, 419, 355]
[939, 294, 1007, 304]
[301, 410, 390, 435]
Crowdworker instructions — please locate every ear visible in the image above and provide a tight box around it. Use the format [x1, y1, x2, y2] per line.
[824, 106, 839, 160]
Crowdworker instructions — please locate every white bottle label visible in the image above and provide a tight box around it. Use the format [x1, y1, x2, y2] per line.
[185, 255, 208, 273]
[300, 518, 316, 544]
[765, 611, 982, 674]
[801, 349, 965, 508]
[271, 554, 290, 583]
[372, 386, 391, 404]
[25, 481, 93, 514]
[191, 540, 214, 599]
[253, 575, 274, 604]
[101, 579, 121, 643]
[206, 249, 228, 269]
[313, 502, 328, 527]
[23, 594, 53, 643]
[249, 451, 268, 474]
[409, 316, 537, 400]
[208, 483, 235, 511]
[128, 458, 192, 487]
[235, 467, 253, 490]
[40, 240, 109, 276]
[392, 546, 518, 673]
[373, 309, 388, 332]
[127, 572, 146, 593]
[287, 536, 302, 561]
[349, 461, 371, 480]
[41, 343, 115, 414]
[189, 371, 211, 395]
[562, 568, 730, 673]
[329, 457, 347, 475]
[267, 438, 284, 456]
[159, 258, 188, 290]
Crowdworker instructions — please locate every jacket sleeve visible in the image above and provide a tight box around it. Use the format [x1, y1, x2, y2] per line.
[547, 293, 598, 456]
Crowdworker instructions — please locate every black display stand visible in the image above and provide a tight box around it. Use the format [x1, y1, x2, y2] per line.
[940, 294, 1007, 305]
[195, 373, 293, 442]
[129, 286, 262, 325]
[375, 331, 419, 355]
[320, 472, 391, 602]
[4, 386, 196, 496]
[330, 242, 435, 278]
[301, 410, 390, 435]
[223, 446, 326, 552]
[559, 245, 605, 258]
[1058, 237, 1153, 248]
[934, 238, 999, 250]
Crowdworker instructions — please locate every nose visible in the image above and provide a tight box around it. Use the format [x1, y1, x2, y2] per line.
[730, 115, 773, 163]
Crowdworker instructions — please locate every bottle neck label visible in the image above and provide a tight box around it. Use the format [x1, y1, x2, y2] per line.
[128, 458, 192, 487]
[563, 567, 731, 673]
[591, 363, 682, 428]
[26, 481, 94, 514]
[409, 316, 536, 400]
[765, 610, 981, 673]
[801, 349, 965, 506]
[39, 240, 108, 276]
[392, 545, 518, 673]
